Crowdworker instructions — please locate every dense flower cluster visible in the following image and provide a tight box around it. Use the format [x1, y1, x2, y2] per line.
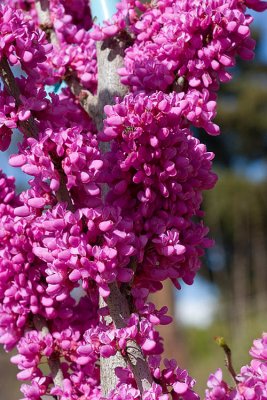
[42, 0, 97, 91]
[0, 6, 51, 150]
[0, 0, 266, 399]
[0, 180, 101, 396]
[9, 125, 103, 209]
[119, 0, 257, 95]
[0, 169, 18, 208]
[205, 333, 267, 400]
[0, 5, 51, 72]
[102, 91, 217, 290]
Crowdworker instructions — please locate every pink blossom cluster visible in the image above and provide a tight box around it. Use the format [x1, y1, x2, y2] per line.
[0, 5, 52, 150]
[0, 182, 101, 397]
[42, 0, 97, 91]
[90, 0, 266, 100]
[31, 203, 137, 298]
[91, 0, 267, 43]
[0, 168, 18, 209]
[9, 125, 103, 208]
[0, 5, 51, 73]
[102, 91, 217, 291]
[83, 309, 167, 359]
[205, 333, 267, 400]
[118, 0, 257, 95]
[0, 0, 266, 399]
[4, 0, 96, 91]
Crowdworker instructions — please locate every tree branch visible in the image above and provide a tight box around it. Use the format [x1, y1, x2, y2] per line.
[94, 32, 153, 394]
[35, 0, 58, 45]
[0, 58, 38, 139]
[33, 316, 64, 389]
[215, 336, 238, 385]
[106, 282, 153, 394]
[99, 294, 128, 396]
[67, 32, 131, 131]
[87, 36, 129, 131]
[93, 31, 153, 397]
[64, 73, 96, 120]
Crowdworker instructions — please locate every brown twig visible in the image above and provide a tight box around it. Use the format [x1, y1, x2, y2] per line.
[0, 58, 38, 138]
[215, 336, 238, 384]
[33, 316, 64, 388]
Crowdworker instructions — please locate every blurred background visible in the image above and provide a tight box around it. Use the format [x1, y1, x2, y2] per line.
[0, 9, 267, 400]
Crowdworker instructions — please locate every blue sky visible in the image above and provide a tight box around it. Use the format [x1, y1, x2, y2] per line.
[252, 11, 267, 61]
